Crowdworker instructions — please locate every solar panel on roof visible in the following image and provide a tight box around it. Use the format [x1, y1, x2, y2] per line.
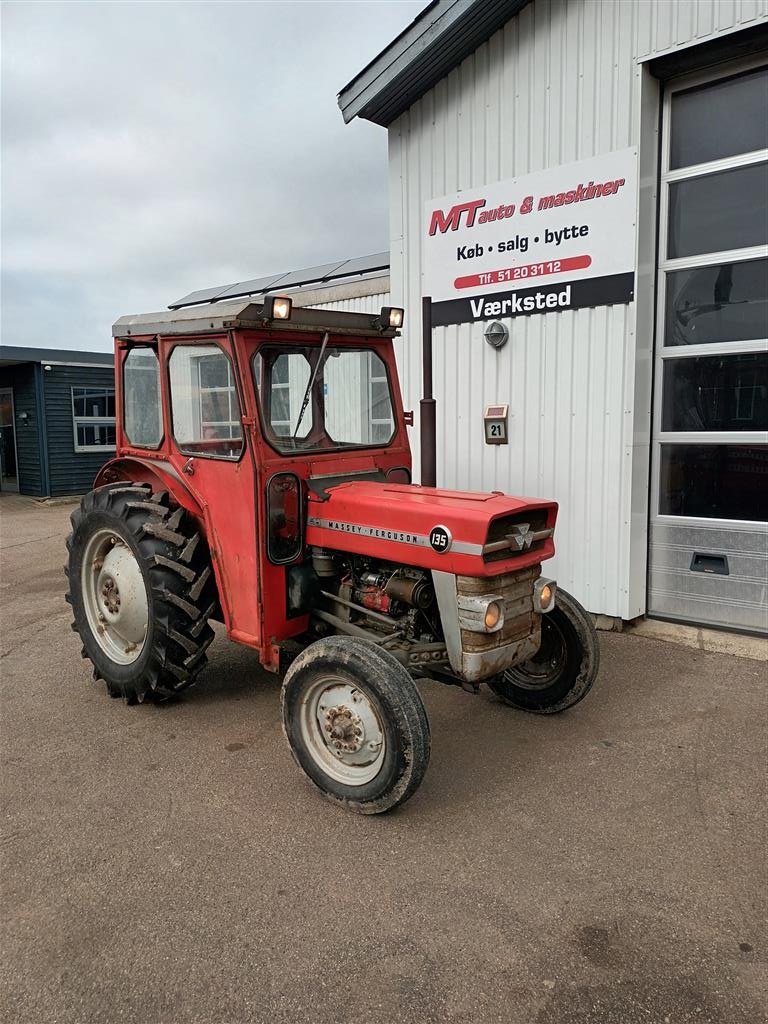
[168, 285, 227, 309]
[332, 252, 389, 278]
[270, 260, 349, 290]
[168, 251, 390, 309]
[215, 273, 289, 301]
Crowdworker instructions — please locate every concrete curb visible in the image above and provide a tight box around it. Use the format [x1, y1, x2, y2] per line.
[624, 617, 767, 663]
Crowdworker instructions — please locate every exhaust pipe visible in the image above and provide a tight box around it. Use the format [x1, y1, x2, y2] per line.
[420, 295, 437, 488]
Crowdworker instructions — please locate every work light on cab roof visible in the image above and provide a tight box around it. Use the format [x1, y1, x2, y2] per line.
[64, 293, 599, 816]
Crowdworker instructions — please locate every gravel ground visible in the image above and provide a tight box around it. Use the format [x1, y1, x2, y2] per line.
[1, 494, 766, 1024]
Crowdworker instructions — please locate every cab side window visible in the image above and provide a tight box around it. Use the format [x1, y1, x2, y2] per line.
[169, 344, 243, 459]
[124, 347, 163, 448]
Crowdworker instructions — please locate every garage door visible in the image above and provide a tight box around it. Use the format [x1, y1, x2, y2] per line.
[649, 61, 768, 634]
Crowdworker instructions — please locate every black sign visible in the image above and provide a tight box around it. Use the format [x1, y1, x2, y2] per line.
[431, 272, 635, 328]
[429, 526, 452, 553]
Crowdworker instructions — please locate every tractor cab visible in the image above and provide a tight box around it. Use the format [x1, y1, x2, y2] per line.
[66, 297, 599, 814]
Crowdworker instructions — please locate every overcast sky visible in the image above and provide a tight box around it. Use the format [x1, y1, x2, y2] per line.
[1, 0, 426, 351]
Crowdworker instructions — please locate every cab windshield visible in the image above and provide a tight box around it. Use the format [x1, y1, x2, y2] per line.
[253, 344, 396, 453]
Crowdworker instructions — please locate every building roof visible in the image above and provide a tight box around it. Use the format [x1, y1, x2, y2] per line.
[338, 0, 529, 127]
[169, 251, 390, 310]
[0, 346, 113, 368]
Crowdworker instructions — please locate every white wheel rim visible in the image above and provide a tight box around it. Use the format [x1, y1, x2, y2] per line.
[81, 528, 149, 666]
[299, 676, 386, 786]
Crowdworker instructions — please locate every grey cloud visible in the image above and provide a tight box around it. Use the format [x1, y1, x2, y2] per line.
[2, 0, 425, 350]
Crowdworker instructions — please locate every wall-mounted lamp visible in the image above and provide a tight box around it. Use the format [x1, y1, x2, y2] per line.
[484, 321, 509, 350]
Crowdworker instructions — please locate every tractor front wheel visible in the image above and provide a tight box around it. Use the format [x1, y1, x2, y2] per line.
[281, 637, 431, 814]
[487, 588, 599, 714]
[66, 483, 217, 703]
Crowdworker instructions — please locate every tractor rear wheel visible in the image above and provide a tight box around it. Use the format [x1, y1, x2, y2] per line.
[487, 588, 599, 714]
[66, 483, 216, 703]
[281, 637, 431, 814]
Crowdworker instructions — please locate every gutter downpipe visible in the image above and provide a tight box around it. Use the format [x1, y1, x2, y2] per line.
[33, 363, 52, 498]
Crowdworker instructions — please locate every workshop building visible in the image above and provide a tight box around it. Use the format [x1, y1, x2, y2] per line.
[339, 0, 768, 633]
[0, 348, 115, 499]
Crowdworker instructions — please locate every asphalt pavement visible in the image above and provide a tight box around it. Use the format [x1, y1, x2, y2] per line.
[1, 493, 766, 1024]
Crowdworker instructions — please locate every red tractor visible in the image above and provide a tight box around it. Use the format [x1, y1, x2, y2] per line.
[66, 297, 599, 814]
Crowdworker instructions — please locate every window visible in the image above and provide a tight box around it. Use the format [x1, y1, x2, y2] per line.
[661, 353, 768, 432]
[72, 387, 116, 453]
[169, 344, 243, 459]
[664, 258, 768, 346]
[324, 349, 395, 445]
[670, 67, 768, 170]
[658, 444, 767, 522]
[124, 348, 162, 447]
[268, 353, 312, 437]
[368, 353, 395, 445]
[667, 162, 768, 260]
[254, 344, 396, 454]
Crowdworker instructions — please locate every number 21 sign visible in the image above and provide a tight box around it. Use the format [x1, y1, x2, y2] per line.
[484, 405, 509, 445]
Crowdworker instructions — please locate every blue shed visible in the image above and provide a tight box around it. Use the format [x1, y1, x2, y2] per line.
[0, 347, 116, 498]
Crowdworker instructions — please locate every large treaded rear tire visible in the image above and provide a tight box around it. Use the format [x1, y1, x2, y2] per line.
[65, 483, 217, 703]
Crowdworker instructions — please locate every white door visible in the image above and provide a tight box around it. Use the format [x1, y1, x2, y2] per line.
[649, 61, 768, 634]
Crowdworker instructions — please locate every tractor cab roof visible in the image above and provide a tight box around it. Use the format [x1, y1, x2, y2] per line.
[112, 300, 401, 341]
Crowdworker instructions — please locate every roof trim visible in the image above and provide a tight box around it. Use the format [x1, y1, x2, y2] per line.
[338, 0, 529, 127]
[0, 346, 113, 367]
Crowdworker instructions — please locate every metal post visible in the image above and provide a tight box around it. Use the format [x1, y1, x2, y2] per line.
[420, 295, 437, 488]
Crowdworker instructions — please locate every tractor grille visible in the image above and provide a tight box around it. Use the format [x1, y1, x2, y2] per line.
[483, 510, 552, 563]
[457, 566, 541, 653]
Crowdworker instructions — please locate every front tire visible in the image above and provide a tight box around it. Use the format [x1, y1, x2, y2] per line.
[66, 483, 217, 703]
[487, 588, 599, 714]
[281, 637, 431, 814]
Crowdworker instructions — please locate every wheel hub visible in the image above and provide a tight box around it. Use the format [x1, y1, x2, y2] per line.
[101, 575, 121, 614]
[301, 680, 386, 786]
[81, 529, 149, 665]
[324, 705, 364, 753]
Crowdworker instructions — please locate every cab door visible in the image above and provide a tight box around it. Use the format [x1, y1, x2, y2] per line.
[162, 333, 262, 648]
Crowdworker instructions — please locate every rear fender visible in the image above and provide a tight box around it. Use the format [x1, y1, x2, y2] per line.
[94, 456, 229, 627]
[95, 456, 202, 517]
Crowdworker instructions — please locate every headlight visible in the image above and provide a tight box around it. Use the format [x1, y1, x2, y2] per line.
[457, 594, 505, 633]
[534, 578, 557, 613]
[376, 306, 405, 331]
[262, 295, 292, 321]
[484, 601, 502, 630]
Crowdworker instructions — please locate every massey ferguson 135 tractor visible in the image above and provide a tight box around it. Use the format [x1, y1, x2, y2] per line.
[66, 296, 599, 814]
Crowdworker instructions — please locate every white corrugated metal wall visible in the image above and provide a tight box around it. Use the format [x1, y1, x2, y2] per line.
[387, 0, 768, 619]
[302, 288, 391, 315]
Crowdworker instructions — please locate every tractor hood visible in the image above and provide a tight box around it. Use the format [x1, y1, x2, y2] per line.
[306, 481, 557, 577]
